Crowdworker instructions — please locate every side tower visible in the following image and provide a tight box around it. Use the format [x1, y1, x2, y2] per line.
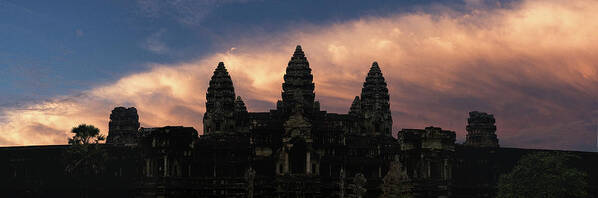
[234, 96, 249, 133]
[464, 111, 499, 147]
[353, 62, 392, 136]
[193, 63, 251, 196]
[278, 45, 317, 116]
[106, 107, 140, 144]
[203, 62, 248, 134]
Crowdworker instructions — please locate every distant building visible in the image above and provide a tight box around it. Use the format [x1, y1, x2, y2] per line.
[1, 46, 597, 198]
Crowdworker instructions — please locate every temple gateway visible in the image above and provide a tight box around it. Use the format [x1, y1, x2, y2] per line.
[1, 46, 597, 198]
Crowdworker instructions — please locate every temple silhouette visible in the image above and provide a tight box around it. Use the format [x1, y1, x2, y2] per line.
[0, 46, 597, 197]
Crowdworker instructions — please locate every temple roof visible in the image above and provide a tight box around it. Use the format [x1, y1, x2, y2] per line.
[281, 45, 315, 114]
[349, 96, 361, 115]
[235, 96, 247, 112]
[206, 62, 236, 103]
[359, 61, 392, 136]
[361, 61, 390, 102]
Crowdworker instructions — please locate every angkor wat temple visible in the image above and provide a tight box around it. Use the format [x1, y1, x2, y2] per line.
[1, 46, 597, 198]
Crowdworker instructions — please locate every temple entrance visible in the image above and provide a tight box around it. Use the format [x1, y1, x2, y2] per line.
[289, 139, 307, 174]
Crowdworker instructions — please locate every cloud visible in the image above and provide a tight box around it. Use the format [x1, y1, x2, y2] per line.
[1, 0, 597, 151]
[136, 0, 257, 27]
[143, 29, 170, 54]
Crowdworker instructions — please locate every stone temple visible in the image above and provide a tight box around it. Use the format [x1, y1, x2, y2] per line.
[0, 46, 597, 197]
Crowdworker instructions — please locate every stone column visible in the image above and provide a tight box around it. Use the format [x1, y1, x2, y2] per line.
[426, 160, 430, 178]
[306, 152, 311, 174]
[339, 168, 345, 198]
[283, 150, 289, 174]
[444, 158, 451, 179]
[146, 159, 151, 177]
[314, 163, 319, 175]
[164, 156, 168, 177]
[442, 159, 446, 179]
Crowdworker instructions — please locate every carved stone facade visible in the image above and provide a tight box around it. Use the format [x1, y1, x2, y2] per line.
[356, 62, 393, 136]
[465, 111, 499, 148]
[1, 46, 597, 198]
[398, 127, 456, 197]
[106, 107, 140, 145]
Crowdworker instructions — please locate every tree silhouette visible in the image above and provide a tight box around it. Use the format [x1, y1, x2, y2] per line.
[65, 124, 106, 175]
[68, 124, 104, 145]
[64, 124, 107, 198]
[497, 152, 587, 198]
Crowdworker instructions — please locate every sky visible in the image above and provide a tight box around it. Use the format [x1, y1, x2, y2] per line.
[0, 0, 596, 151]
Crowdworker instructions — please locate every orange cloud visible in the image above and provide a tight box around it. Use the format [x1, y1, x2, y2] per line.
[1, 0, 597, 151]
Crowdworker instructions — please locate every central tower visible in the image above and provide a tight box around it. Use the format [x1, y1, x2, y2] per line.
[279, 45, 316, 116]
[276, 45, 318, 177]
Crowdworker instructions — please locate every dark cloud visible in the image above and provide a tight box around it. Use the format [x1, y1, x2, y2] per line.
[136, 0, 258, 27]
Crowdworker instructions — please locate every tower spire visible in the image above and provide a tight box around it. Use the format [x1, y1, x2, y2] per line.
[234, 96, 249, 133]
[359, 61, 392, 136]
[294, 45, 304, 57]
[203, 62, 237, 134]
[280, 45, 315, 115]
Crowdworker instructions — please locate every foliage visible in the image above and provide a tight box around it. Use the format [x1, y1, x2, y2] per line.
[497, 152, 588, 198]
[68, 124, 104, 145]
[65, 124, 107, 176]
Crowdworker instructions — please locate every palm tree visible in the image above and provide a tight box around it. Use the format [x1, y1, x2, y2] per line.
[64, 124, 107, 198]
[68, 124, 104, 145]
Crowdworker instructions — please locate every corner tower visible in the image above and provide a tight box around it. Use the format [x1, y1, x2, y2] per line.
[279, 45, 316, 115]
[359, 62, 392, 136]
[203, 62, 237, 134]
[464, 111, 499, 147]
[106, 107, 140, 144]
